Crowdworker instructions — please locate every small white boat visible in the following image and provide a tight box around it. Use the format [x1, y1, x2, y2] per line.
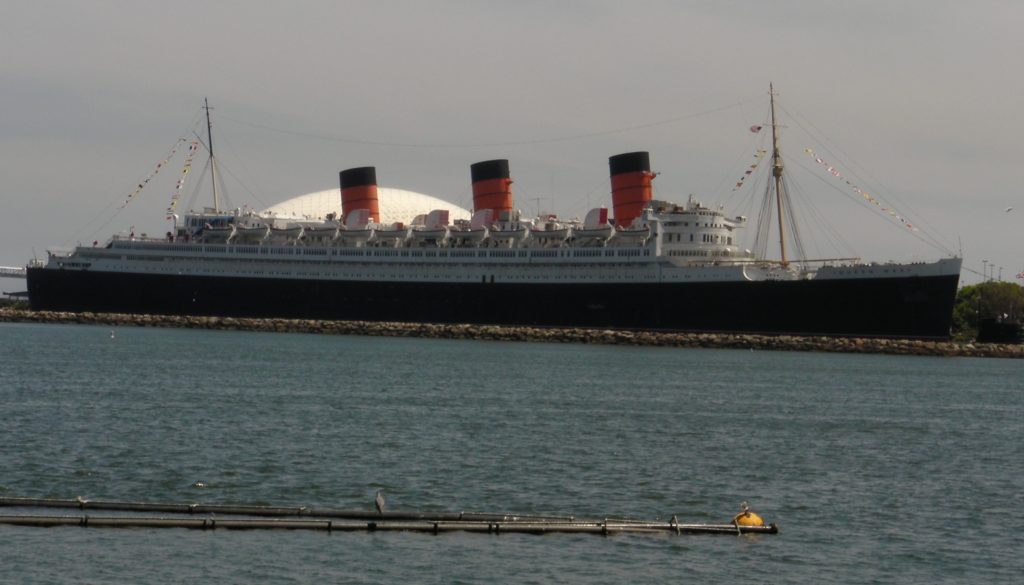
[234, 224, 269, 243]
[268, 226, 303, 244]
[409, 226, 449, 244]
[449, 226, 488, 246]
[300, 224, 338, 244]
[487, 225, 528, 247]
[410, 210, 450, 246]
[202, 224, 235, 243]
[612, 226, 650, 243]
[528, 219, 571, 247]
[573, 208, 615, 243]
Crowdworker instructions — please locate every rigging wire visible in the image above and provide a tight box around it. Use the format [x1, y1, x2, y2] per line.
[788, 153, 954, 255]
[753, 177, 774, 260]
[186, 130, 238, 213]
[781, 103, 906, 204]
[733, 170, 767, 244]
[61, 96, 760, 246]
[215, 98, 762, 149]
[212, 130, 271, 210]
[779, 103, 955, 255]
[182, 158, 209, 214]
[63, 109, 207, 246]
[63, 131, 197, 247]
[783, 170, 858, 260]
[712, 119, 771, 210]
[780, 176, 808, 264]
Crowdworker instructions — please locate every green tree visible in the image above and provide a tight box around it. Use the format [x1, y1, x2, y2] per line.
[951, 281, 1024, 340]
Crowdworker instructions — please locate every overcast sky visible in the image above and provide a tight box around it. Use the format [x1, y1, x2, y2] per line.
[2, 0, 1021, 284]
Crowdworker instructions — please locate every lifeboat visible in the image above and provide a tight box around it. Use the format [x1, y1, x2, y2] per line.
[410, 210, 450, 246]
[612, 225, 651, 244]
[372, 223, 409, 246]
[487, 225, 528, 247]
[528, 220, 571, 248]
[234, 224, 269, 244]
[201, 223, 235, 243]
[409, 226, 449, 245]
[572, 208, 614, 244]
[449, 225, 487, 247]
[338, 208, 374, 246]
[268, 225, 303, 244]
[299, 224, 338, 244]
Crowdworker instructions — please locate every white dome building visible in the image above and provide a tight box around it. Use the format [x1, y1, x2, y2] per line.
[261, 187, 471, 225]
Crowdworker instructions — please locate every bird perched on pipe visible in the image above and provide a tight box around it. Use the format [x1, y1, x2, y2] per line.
[375, 491, 385, 515]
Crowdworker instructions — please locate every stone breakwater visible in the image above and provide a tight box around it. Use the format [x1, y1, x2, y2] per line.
[2, 308, 1021, 358]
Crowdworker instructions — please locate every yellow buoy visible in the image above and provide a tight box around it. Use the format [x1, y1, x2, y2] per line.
[732, 501, 765, 527]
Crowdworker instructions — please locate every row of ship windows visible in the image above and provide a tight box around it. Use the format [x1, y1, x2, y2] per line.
[667, 250, 741, 257]
[662, 219, 724, 228]
[117, 244, 651, 259]
[828, 267, 911, 275]
[120, 256, 649, 269]
[662, 222, 720, 228]
[662, 233, 733, 245]
[121, 261, 649, 273]
[122, 265, 654, 280]
[110, 263, 731, 282]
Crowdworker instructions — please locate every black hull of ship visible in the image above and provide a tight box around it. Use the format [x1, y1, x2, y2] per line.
[26, 268, 959, 339]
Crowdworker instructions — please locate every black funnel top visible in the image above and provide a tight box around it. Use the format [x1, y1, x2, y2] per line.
[470, 159, 510, 183]
[608, 152, 650, 175]
[340, 166, 377, 189]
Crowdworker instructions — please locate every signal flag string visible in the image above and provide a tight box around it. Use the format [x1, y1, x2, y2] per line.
[733, 149, 768, 191]
[804, 148, 917, 231]
[167, 140, 200, 215]
[120, 138, 186, 209]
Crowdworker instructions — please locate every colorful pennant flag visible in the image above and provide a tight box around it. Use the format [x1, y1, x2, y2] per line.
[120, 138, 185, 208]
[733, 149, 767, 191]
[167, 140, 200, 214]
[805, 148, 917, 231]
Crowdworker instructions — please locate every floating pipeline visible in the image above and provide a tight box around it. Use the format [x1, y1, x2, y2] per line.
[0, 515, 780, 535]
[0, 496, 778, 537]
[1, 308, 1021, 359]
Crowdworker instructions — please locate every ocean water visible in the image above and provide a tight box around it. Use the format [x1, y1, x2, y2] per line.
[0, 322, 1021, 584]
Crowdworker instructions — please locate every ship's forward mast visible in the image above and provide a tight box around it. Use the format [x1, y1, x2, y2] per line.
[204, 98, 222, 213]
[753, 84, 807, 267]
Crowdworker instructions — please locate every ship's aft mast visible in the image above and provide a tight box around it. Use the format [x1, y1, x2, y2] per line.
[204, 97, 221, 212]
[770, 83, 787, 267]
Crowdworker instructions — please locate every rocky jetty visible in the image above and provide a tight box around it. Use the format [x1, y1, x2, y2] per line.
[1, 308, 1021, 358]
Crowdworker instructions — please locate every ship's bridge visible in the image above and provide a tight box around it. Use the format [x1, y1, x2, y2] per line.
[647, 196, 751, 264]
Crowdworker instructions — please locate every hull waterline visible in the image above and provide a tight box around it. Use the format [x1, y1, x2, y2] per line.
[27, 267, 959, 339]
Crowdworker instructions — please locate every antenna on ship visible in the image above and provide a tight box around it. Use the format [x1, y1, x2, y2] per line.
[204, 97, 221, 212]
[769, 83, 788, 267]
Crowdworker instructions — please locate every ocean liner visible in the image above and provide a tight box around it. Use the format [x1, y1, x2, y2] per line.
[26, 91, 962, 339]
